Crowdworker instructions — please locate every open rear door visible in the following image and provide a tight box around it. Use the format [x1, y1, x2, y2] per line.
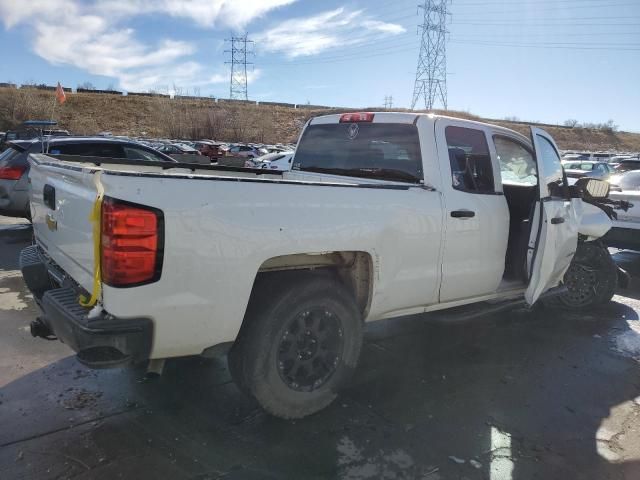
[525, 128, 581, 305]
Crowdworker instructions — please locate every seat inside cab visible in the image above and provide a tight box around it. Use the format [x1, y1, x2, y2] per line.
[494, 136, 539, 286]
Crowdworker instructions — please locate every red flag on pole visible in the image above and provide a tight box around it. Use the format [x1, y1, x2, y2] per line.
[55, 82, 66, 105]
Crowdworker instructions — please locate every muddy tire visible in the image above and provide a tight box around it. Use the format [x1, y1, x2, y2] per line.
[547, 241, 617, 310]
[230, 272, 362, 419]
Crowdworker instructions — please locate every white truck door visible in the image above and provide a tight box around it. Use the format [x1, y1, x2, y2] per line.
[435, 119, 510, 302]
[525, 127, 581, 305]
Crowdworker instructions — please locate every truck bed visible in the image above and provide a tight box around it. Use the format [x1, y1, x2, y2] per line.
[28, 153, 443, 358]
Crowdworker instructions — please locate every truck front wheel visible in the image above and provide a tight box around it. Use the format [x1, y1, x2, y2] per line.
[549, 241, 617, 310]
[230, 273, 363, 419]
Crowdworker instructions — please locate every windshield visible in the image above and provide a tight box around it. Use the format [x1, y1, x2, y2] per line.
[294, 123, 423, 183]
[564, 162, 594, 171]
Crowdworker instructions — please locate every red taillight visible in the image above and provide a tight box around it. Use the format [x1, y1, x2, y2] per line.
[101, 198, 162, 287]
[339, 112, 375, 123]
[0, 165, 27, 180]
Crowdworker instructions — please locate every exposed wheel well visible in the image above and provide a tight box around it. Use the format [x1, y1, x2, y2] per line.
[220, 252, 373, 360]
[256, 251, 373, 318]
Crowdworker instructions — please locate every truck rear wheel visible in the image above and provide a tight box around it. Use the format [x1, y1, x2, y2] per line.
[548, 241, 617, 310]
[231, 273, 363, 419]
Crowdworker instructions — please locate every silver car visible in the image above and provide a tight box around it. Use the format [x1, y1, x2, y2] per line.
[1, 137, 176, 219]
[0, 143, 30, 218]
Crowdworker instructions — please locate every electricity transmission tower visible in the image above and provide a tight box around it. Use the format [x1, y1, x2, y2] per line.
[383, 95, 394, 109]
[225, 34, 254, 100]
[411, 0, 450, 110]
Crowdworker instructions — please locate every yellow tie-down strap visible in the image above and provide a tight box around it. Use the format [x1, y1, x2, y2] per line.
[79, 171, 104, 307]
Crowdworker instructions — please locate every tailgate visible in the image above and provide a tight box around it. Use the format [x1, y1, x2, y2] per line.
[29, 154, 98, 293]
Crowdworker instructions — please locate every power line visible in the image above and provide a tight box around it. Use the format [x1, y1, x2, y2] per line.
[224, 33, 254, 100]
[260, 39, 419, 66]
[454, 0, 637, 5]
[412, 0, 450, 110]
[383, 95, 394, 108]
[452, 20, 640, 26]
[454, 15, 640, 21]
[449, 39, 640, 50]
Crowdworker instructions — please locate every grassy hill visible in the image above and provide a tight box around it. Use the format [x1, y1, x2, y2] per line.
[1, 87, 638, 152]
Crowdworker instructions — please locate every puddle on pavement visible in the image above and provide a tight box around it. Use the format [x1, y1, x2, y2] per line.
[612, 320, 640, 359]
[0, 270, 29, 311]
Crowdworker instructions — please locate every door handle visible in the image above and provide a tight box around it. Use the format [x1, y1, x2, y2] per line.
[451, 210, 475, 219]
[551, 217, 565, 224]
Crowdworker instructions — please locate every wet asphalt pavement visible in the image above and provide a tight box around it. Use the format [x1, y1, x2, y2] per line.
[2, 216, 640, 480]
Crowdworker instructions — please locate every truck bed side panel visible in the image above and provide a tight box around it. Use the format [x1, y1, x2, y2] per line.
[98, 173, 444, 358]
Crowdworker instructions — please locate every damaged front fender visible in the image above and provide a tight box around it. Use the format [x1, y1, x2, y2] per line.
[579, 202, 612, 241]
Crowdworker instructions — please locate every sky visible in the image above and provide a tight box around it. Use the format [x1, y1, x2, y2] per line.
[0, 0, 638, 131]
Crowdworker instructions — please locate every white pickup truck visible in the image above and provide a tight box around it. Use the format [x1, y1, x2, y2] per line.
[21, 112, 624, 418]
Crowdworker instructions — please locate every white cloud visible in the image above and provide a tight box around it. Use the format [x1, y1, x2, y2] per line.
[255, 7, 406, 58]
[93, 0, 296, 29]
[0, 0, 77, 28]
[209, 73, 228, 84]
[207, 68, 261, 86]
[0, 0, 403, 93]
[362, 20, 406, 35]
[0, 0, 290, 93]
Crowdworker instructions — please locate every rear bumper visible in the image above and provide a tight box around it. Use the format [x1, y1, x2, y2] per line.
[20, 245, 153, 368]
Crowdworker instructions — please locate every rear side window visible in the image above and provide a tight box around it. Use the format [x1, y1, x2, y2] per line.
[50, 143, 125, 158]
[445, 126, 495, 193]
[124, 146, 170, 162]
[616, 161, 640, 172]
[294, 123, 423, 184]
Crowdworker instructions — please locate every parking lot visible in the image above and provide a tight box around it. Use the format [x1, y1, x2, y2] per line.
[1, 214, 640, 479]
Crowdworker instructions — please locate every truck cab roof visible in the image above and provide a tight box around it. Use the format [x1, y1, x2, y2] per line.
[308, 112, 532, 148]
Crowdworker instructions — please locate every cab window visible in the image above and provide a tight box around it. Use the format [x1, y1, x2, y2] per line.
[493, 136, 537, 186]
[445, 126, 495, 193]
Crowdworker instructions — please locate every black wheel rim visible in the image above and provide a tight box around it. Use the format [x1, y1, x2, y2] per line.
[277, 308, 343, 392]
[562, 263, 598, 307]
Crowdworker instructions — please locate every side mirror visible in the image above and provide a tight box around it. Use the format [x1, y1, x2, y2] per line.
[575, 177, 610, 199]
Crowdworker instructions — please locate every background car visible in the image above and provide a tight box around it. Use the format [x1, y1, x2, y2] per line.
[0, 136, 175, 219]
[157, 143, 200, 156]
[227, 145, 267, 158]
[562, 161, 613, 184]
[1, 127, 70, 152]
[614, 159, 640, 173]
[604, 170, 640, 251]
[245, 151, 295, 171]
[193, 141, 224, 160]
[157, 143, 210, 164]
